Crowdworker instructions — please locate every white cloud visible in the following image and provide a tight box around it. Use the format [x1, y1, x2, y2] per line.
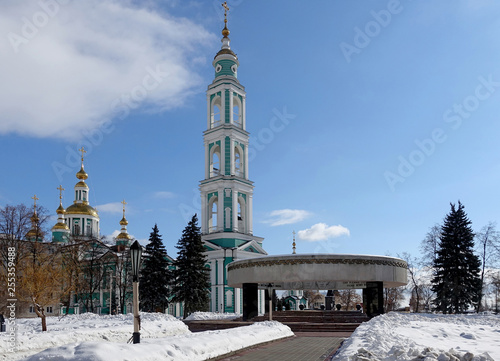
[0, 1, 216, 140]
[95, 202, 123, 214]
[264, 209, 312, 226]
[297, 223, 350, 242]
[153, 191, 176, 199]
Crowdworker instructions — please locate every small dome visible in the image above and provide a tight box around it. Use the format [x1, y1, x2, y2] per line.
[222, 25, 230, 38]
[116, 232, 132, 240]
[52, 222, 69, 231]
[66, 203, 99, 217]
[75, 181, 89, 189]
[76, 166, 88, 180]
[119, 216, 128, 226]
[56, 204, 66, 214]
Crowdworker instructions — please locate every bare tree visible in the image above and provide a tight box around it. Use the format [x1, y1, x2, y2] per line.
[475, 222, 500, 312]
[399, 252, 423, 312]
[384, 287, 405, 312]
[337, 289, 362, 310]
[420, 224, 441, 268]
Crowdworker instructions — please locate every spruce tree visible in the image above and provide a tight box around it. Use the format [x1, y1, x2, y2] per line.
[172, 214, 210, 318]
[431, 201, 481, 313]
[139, 224, 171, 312]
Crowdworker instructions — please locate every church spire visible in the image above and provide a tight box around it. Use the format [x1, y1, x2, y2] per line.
[292, 230, 296, 254]
[52, 185, 70, 243]
[26, 194, 41, 241]
[116, 199, 132, 250]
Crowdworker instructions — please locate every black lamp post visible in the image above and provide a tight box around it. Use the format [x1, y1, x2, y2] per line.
[130, 240, 142, 344]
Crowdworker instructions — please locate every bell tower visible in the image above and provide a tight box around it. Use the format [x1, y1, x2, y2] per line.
[200, 2, 266, 314]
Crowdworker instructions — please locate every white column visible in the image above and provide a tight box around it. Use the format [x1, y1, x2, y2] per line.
[217, 190, 223, 231]
[230, 140, 234, 175]
[242, 95, 246, 130]
[205, 143, 209, 179]
[207, 94, 211, 129]
[248, 195, 253, 234]
[221, 90, 226, 124]
[229, 89, 233, 125]
[201, 193, 207, 234]
[232, 190, 238, 232]
[235, 287, 241, 314]
[244, 141, 249, 179]
[220, 137, 225, 176]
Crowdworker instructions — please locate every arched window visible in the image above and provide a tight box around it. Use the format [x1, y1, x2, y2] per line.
[238, 197, 245, 233]
[209, 197, 218, 233]
[233, 96, 242, 128]
[234, 146, 243, 177]
[210, 147, 220, 177]
[211, 97, 222, 128]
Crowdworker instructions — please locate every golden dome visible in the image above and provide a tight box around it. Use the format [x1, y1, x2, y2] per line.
[56, 204, 66, 214]
[222, 25, 230, 38]
[75, 181, 89, 189]
[119, 216, 128, 226]
[116, 231, 132, 240]
[66, 203, 99, 217]
[25, 228, 39, 239]
[76, 166, 88, 180]
[52, 223, 69, 231]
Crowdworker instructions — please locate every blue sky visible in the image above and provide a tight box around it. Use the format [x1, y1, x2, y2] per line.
[1, 0, 500, 258]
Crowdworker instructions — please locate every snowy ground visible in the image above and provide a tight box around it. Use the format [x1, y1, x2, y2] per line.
[0, 312, 292, 361]
[185, 311, 241, 321]
[2, 312, 499, 361]
[334, 312, 500, 361]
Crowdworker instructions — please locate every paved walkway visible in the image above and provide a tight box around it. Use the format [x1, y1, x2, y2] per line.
[215, 333, 348, 361]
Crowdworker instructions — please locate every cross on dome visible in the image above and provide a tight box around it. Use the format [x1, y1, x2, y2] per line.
[31, 194, 39, 208]
[57, 185, 65, 200]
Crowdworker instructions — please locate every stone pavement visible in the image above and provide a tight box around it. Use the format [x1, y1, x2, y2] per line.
[215, 332, 350, 361]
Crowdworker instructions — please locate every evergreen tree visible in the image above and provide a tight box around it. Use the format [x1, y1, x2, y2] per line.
[139, 224, 171, 312]
[172, 214, 210, 318]
[431, 201, 481, 313]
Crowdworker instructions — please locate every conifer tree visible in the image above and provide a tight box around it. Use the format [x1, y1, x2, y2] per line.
[172, 214, 210, 318]
[431, 201, 481, 313]
[139, 224, 171, 312]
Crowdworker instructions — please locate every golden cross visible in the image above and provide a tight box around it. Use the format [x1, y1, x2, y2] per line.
[78, 146, 87, 163]
[57, 185, 65, 200]
[31, 194, 39, 208]
[121, 199, 127, 216]
[222, 2, 229, 23]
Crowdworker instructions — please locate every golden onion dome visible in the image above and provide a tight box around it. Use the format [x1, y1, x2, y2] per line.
[119, 216, 128, 226]
[76, 166, 88, 180]
[66, 203, 99, 217]
[56, 204, 66, 214]
[52, 222, 69, 231]
[116, 232, 132, 240]
[222, 25, 230, 38]
[75, 181, 89, 189]
[25, 228, 39, 239]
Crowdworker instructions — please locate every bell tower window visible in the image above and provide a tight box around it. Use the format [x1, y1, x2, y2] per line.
[210, 146, 221, 177]
[232, 95, 242, 128]
[211, 96, 222, 128]
[234, 148, 242, 177]
[209, 197, 218, 233]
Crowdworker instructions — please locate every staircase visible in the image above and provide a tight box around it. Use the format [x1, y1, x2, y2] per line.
[250, 310, 368, 332]
[184, 310, 368, 333]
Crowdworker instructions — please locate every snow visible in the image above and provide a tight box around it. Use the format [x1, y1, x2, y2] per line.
[0, 312, 292, 361]
[2, 311, 499, 361]
[185, 311, 241, 321]
[333, 312, 500, 361]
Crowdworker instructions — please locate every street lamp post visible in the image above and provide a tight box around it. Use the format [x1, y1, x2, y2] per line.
[267, 284, 273, 321]
[130, 240, 142, 344]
